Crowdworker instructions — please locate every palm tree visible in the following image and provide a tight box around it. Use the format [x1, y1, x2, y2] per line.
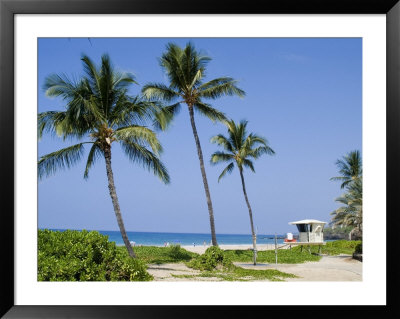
[38, 54, 170, 258]
[330, 150, 362, 189]
[330, 178, 362, 239]
[142, 43, 245, 246]
[210, 119, 275, 264]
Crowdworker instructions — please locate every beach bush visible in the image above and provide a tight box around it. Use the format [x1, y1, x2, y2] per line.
[187, 246, 233, 271]
[125, 245, 198, 264]
[354, 242, 362, 254]
[38, 229, 152, 281]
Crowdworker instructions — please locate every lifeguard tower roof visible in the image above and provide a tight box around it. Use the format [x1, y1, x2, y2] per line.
[289, 219, 327, 225]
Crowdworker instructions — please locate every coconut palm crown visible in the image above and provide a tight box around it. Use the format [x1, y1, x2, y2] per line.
[142, 43, 245, 246]
[210, 119, 274, 264]
[210, 119, 275, 180]
[330, 150, 362, 189]
[38, 54, 170, 258]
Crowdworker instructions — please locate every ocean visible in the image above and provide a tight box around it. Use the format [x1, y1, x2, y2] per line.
[47, 229, 288, 246]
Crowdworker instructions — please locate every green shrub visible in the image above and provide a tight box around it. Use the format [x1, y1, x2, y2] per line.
[187, 246, 233, 271]
[354, 243, 362, 254]
[38, 229, 152, 281]
[126, 244, 198, 264]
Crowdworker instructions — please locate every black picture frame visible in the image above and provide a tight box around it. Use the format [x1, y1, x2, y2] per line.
[1, 0, 398, 317]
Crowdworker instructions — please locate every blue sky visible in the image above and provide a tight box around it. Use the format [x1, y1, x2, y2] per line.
[38, 38, 362, 235]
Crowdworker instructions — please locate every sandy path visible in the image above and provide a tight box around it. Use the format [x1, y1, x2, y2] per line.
[146, 263, 222, 281]
[147, 254, 362, 282]
[235, 255, 362, 281]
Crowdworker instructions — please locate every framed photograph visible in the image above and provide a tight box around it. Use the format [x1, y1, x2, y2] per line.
[1, 0, 398, 317]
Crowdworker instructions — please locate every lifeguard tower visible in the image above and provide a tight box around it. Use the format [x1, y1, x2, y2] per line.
[286, 219, 327, 253]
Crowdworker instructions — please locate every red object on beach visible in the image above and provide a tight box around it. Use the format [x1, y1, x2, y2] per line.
[284, 238, 297, 243]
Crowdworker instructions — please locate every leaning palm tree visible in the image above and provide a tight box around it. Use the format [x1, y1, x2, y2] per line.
[330, 150, 362, 189]
[142, 43, 245, 246]
[38, 54, 170, 258]
[210, 119, 275, 264]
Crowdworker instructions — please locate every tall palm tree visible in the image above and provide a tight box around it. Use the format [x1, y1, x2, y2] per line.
[210, 119, 275, 264]
[142, 43, 245, 246]
[330, 150, 362, 189]
[38, 54, 170, 258]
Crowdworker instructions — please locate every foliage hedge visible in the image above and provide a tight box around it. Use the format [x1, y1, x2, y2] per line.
[187, 246, 233, 271]
[38, 229, 152, 281]
[128, 244, 198, 264]
[354, 242, 362, 254]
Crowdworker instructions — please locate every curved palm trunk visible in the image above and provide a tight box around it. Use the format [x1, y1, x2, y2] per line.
[104, 146, 136, 258]
[188, 106, 218, 246]
[239, 167, 257, 265]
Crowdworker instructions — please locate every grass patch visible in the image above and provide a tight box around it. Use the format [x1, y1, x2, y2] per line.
[120, 245, 198, 264]
[223, 240, 361, 264]
[185, 246, 297, 281]
[173, 268, 296, 282]
[224, 249, 321, 264]
[296, 240, 362, 256]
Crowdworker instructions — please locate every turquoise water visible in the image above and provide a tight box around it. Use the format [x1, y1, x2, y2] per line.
[47, 229, 288, 246]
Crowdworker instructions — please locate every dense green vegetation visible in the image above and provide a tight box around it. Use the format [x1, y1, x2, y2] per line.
[354, 242, 362, 254]
[38, 229, 360, 281]
[38, 230, 152, 281]
[119, 245, 198, 264]
[184, 246, 296, 281]
[187, 246, 232, 271]
[323, 226, 353, 239]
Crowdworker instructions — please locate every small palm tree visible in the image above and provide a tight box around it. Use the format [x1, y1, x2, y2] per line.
[330, 150, 362, 189]
[210, 119, 275, 264]
[142, 43, 245, 246]
[330, 178, 362, 239]
[38, 54, 170, 258]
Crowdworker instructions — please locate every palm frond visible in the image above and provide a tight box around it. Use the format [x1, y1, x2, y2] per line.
[83, 143, 103, 179]
[38, 111, 67, 139]
[43, 73, 81, 99]
[198, 77, 245, 99]
[38, 143, 90, 179]
[109, 96, 152, 127]
[120, 140, 170, 184]
[115, 125, 162, 155]
[152, 102, 181, 131]
[142, 83, 180, 102]
[160, 43, 188, 90]
[243, 159, 255, 172]
[248, 145, 275, 159]
[210, 151, 233, 164]
[210, 134, 234, 153]
[217, 162, 235, 182]
[194, 101, 227, 123]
